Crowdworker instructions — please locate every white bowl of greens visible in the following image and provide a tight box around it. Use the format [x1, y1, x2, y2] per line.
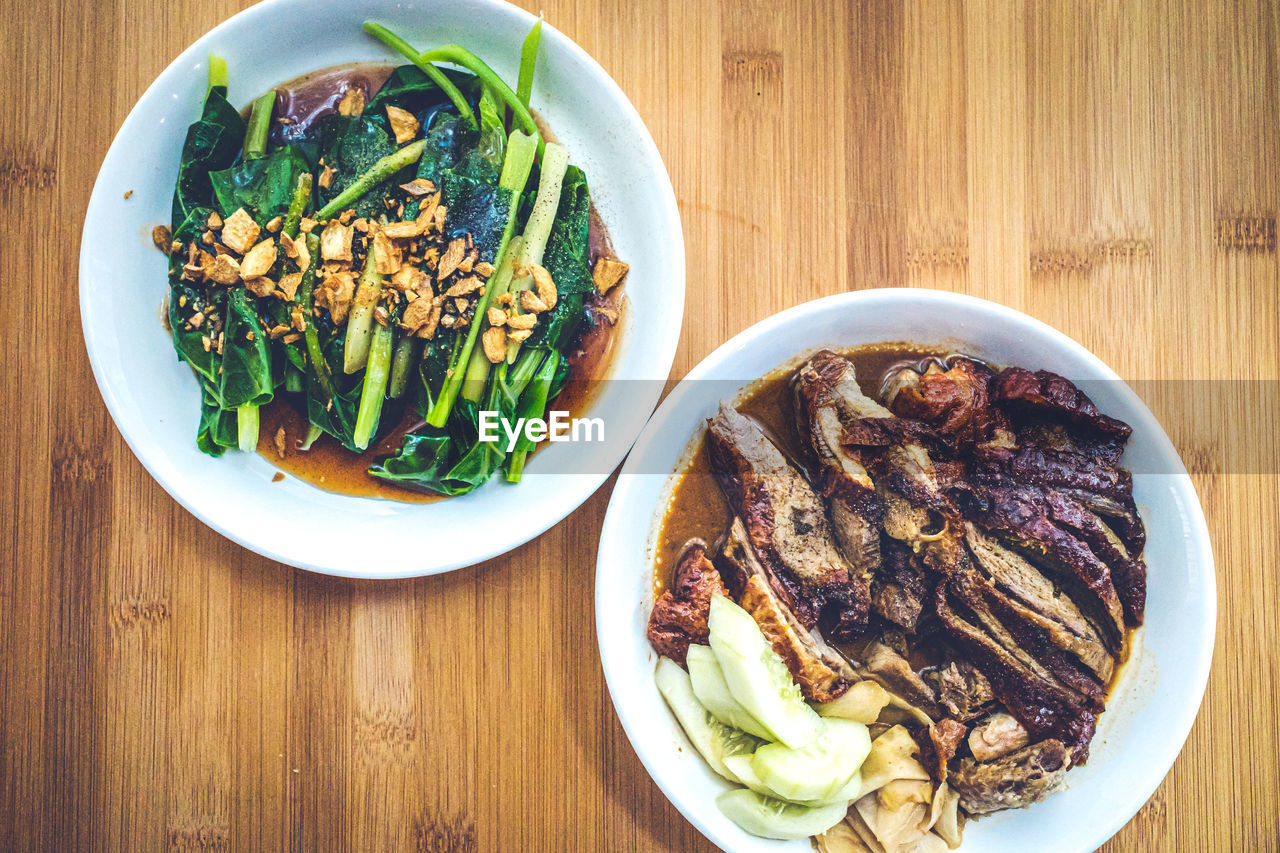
[80, 0, 683, 576]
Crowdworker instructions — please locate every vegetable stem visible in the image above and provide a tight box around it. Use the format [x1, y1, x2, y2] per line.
[505, 141, 569, 362]
[362, 22, 478, 129]
[517, 19, 543, 109]
[282, 172, 313, 238]
[314, 139, 427, 220]
[344, 246, 385, 374]
[459, 235, 522, 402]
[425, 130, 537, 427]
[504, 352, 558, 482]
[207, 54, 228, 95]
[388, 337, 419, 398]
[353, 324, 394, 450]
[298, 233, 335, 403]
[237, 404, 259, 452]
[243, 90, 276, 158]
[420, 44, 540, 143]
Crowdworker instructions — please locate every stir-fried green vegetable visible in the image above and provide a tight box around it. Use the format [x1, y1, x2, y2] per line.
[164, 23, 623, 496]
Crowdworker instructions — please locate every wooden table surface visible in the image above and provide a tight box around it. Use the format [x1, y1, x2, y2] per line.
[4, 0, 1278, 850]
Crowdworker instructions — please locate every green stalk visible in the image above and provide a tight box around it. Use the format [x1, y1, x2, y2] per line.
[504, 352, 558, 483]
[352, 324, 394, 451]
[299, 423, 323, 451]
[362, 22, 477, 128]
[236, 404, 259, 452]
[315, 139, 427, 220]
[207, 54, 228, 95]
[420, 44, 540, 141]
[299, 233, 335, 403]
[285, 365, 304, 393]
[344, 246, 384, 374]
[505, 141, 569, 362]
[517, 19, 543, 109]
[234, 88, 279, 450]
[460, 235, 522, 402]
[282, 172, 313, 238]
[425, 130, 537, 427]
[507, 346, 546, 398]
[388, 337, 419, 398]
[243, 90, 276, 158]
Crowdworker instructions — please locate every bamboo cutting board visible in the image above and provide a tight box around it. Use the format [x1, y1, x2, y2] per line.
[2, 0, 1277, 850]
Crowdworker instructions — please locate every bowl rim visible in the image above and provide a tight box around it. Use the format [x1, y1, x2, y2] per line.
[78, 0, 686, 577]
[595, 287, 1216, 852]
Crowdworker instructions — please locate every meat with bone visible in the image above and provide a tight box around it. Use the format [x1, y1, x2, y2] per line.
[861, 639, 939, 716]
[706, 402, 863, 633]
[950, 739, 1070, 815]
[718, 518, 856, 702]
[967, 712, 1031, 762]
[935, 572, 1098, 762]
[645, 539, 727, 666]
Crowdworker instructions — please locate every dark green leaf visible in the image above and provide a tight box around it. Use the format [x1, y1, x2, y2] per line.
[209, 146, 310, 222]
[172, 86, 245, 230]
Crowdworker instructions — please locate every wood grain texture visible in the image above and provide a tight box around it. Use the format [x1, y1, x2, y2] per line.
[2, 0, 1277, 850]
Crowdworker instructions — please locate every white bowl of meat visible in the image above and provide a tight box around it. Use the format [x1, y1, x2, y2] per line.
[79, 0, 682, 575]
[595, 289, 1214, 852]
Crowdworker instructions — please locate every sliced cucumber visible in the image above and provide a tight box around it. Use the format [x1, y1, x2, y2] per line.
[715, 788, 849, 840]
[687, 644, 773, 740]
[655, 657, 760, 784]
[751, 717, 872, 803]
[707, 594, 822, 749]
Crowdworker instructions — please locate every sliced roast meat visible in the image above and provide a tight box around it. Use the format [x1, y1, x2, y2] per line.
[950, 739, 1070, 815]
[887, 358, 1012, 449]
[959, 484, 1126, 648]
[948, 565, 1106, 713]
[972, 443, 1145, 553]
[992, 367, 1132, 440]
[1041, 492, 1147, 626]
[706, 402, 859, 631]
[872, 537, 928, 630]
[862, 639, 939, 716]
[935, 574, 1097, 762]
[719, 518, 856, 703]
[646, 539, 727, 666]
[968, 712, 1031, 762]
[964, 523, 1115, 676]
[925, 660, 996, 722]
[913, 717, 968, 783]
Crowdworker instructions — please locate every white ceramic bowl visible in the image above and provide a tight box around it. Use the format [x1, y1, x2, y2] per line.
[80, 0, 683, 576]
[596, 289, 1214, 852]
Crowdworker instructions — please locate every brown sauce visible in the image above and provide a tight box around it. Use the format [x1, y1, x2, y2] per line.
[254, 64, 626, 499]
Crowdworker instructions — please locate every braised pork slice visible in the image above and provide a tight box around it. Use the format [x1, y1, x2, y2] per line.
[964, 523, 1114, 679]
[992, 367, 1132, 440]
[935, 573, 1097, 762]
[646, 540, 726, 666]
[719, 518, 856, 703]
[960, 484, 1127, 648]
[706, 402, 858, 631]
[862, 639, 938, 715]
[1041, 491, 1147, 626]
[887, 357, 1012, 449]
[950, 739, 1070, 815]
[968, 712, 1031, 762]
[792, 353, 882, 631]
